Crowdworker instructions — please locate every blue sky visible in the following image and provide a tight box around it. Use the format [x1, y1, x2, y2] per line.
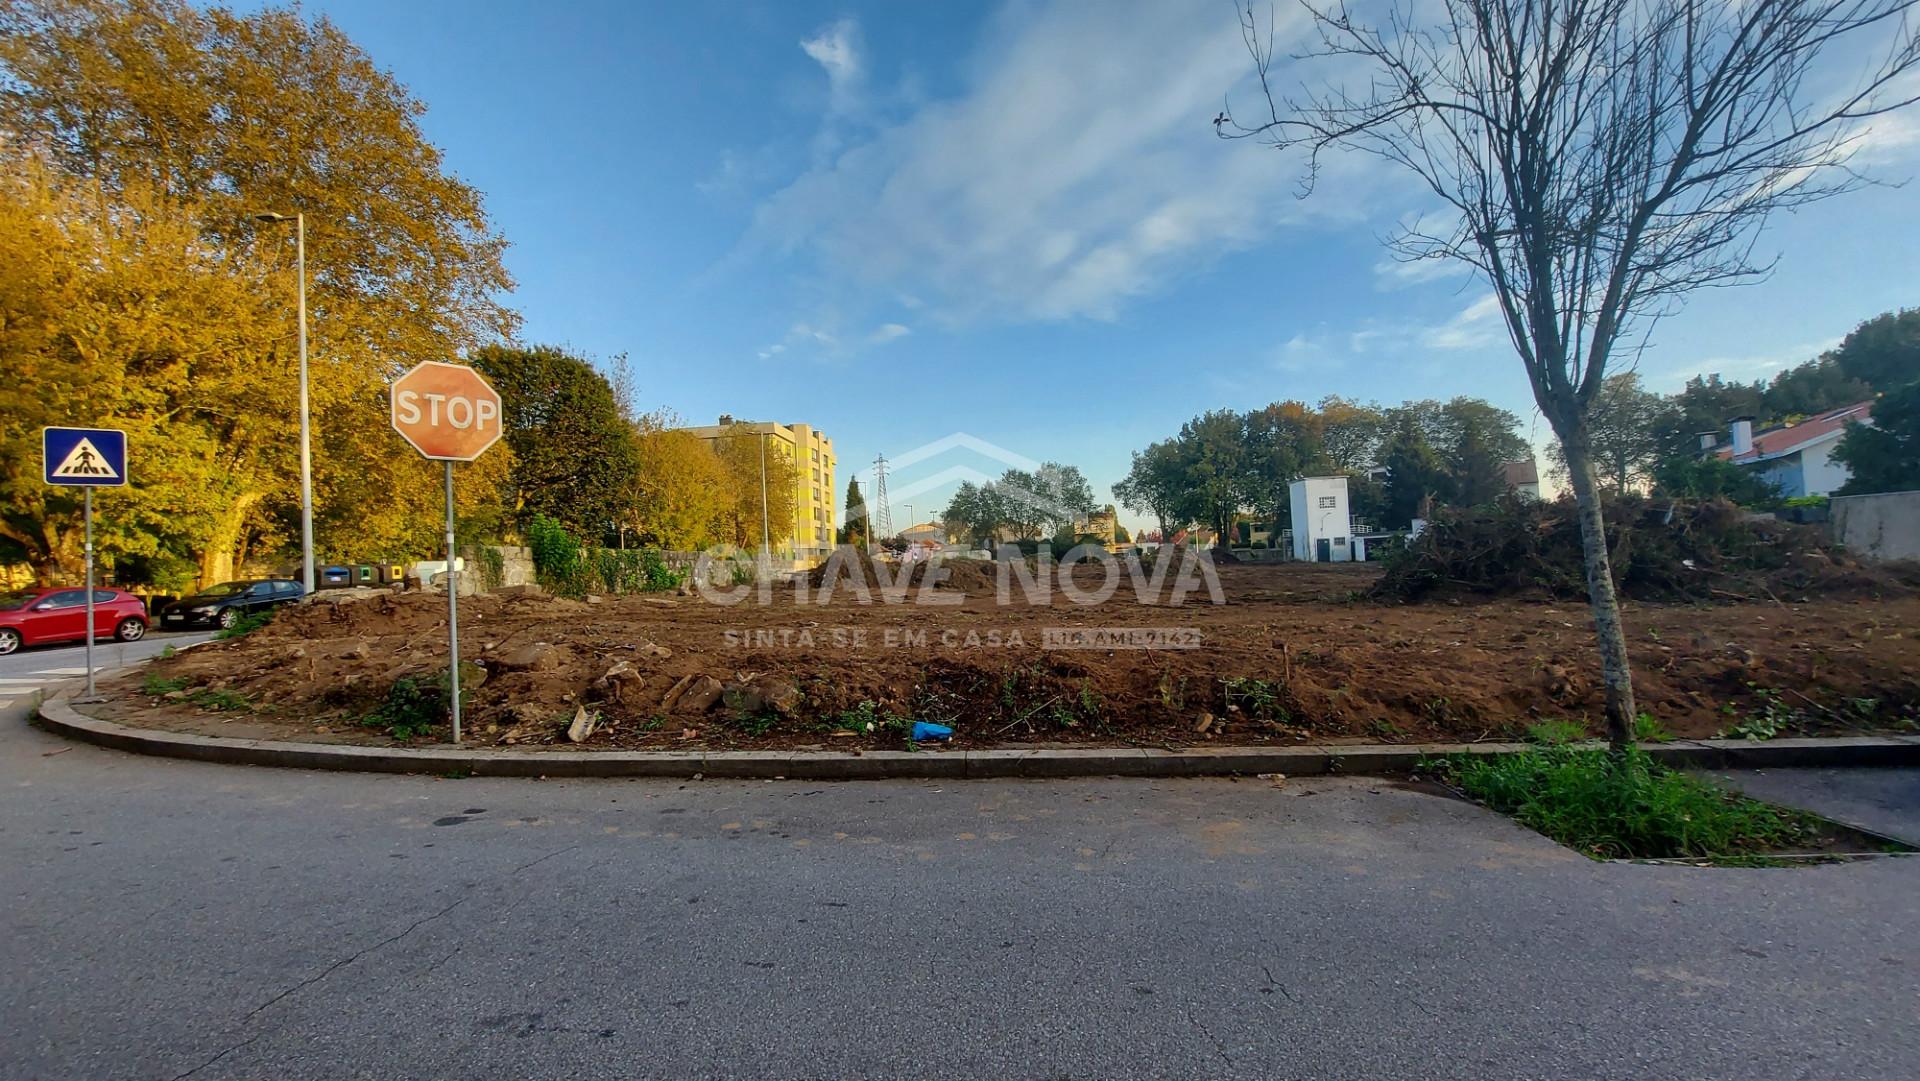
[287, 0, 1920, 531]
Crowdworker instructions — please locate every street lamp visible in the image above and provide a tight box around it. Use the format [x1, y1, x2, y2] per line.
[904, 503, 914, 538]
[255, 212, 314, 596]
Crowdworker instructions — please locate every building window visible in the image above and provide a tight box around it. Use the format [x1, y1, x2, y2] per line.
[1317, 495, 1336, 508]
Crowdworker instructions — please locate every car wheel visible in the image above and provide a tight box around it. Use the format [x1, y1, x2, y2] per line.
[115, 617, 146, 642]
[216, 608, 239, 630]
[0, 628, 19, 655]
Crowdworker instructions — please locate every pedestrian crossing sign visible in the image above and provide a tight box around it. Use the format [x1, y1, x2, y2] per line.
[43, 427, 128, 487]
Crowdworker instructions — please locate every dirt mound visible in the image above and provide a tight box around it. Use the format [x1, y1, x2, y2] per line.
[1374, 495, 1920, 603]
[99, 557, 1920, 752]
[806, 553, 998, 595]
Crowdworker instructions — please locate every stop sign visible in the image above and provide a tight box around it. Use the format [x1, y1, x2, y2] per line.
[390, 361, 503, 461]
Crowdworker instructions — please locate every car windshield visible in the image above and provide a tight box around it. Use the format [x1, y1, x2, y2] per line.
[0, 591, 39, 611]
[192, 582, 249, 599]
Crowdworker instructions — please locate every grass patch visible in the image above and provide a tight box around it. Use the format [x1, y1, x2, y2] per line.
[1428, 746, 1823, 861]
[214, 610, 274, 640]
[141, 673, 190, 696]
[1524, 719, 1587, 746]
[188, 688, 250, 712]
[1634, 713, 1674, 743]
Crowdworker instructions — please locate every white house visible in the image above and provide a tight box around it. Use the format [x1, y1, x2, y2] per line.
[1712, 401, 1873, 498]
[1289, 476, 1354, 562]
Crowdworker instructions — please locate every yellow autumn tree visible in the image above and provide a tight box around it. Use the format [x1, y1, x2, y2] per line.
[0, 0, 518, 586]
[629, 423, 732, 551]
[712, 427, 802, 551]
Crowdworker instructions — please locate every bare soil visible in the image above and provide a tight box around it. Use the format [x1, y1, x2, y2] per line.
[97, 561, 1920, 750]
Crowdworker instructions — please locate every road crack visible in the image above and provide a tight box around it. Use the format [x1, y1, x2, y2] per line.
[244, 894, 469, 1020]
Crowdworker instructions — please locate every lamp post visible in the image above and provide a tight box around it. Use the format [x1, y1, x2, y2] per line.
[255, 212, 314, 596]
[759, 429, 771, 556]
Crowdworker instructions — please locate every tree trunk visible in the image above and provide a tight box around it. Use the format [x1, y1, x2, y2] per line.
[196, 494, 263, 589]
[1559, 431, 1639, 749]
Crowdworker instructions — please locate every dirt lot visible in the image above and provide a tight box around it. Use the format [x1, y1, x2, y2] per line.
[97, 559, 1920, 750]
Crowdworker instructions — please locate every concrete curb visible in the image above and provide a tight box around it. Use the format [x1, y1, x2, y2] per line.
[32, 693, 1920, 780]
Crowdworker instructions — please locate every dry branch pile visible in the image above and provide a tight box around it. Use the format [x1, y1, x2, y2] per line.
[1373, 496, 1918, 603]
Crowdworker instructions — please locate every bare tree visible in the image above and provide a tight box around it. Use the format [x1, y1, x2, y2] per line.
[1220, 0, 1920, 747]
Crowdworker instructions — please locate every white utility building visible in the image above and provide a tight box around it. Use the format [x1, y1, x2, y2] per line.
[1289, 476, 1353, 562]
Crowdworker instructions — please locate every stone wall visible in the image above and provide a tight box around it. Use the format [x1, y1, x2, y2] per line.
[1831, 490, 1920, 562]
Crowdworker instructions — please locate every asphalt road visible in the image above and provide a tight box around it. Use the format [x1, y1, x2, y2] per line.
[0, 630, 214, 712]
[3, 710, 1917, 1081]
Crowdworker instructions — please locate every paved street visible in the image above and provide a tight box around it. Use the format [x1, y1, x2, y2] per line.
[4, 711, 1917, 1081]
[0, 631, 214, 713]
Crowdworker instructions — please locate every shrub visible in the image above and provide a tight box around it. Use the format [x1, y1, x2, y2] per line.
[526, 513, 584, 593]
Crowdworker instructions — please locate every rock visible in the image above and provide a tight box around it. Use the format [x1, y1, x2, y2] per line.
[340, 639, 371, 660]
[496, 643, 564, 672]
[493, 584, 547, 598]
[584, 594, 605, 605]
[1193, 712, 1214, 734]
[459, 661, 489, 689]
[662, 674, 724, 714]
[593, 660, 644, 704]
[635, 641, 672, 660]
[308, 587, 387, 604]
[567, 703, 599, 743]
[723, 675, 802, 716]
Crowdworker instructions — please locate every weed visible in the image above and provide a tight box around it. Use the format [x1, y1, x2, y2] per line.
[440, 767, 473, 780]
[1525, 719, 1588, 746]
[834, 700, 912, 737]
[159, 644, 177, 659]
[360, 666, 474, 741]
[1222, 677, 1287, 722]
[214, 610, 274, 640]
[1078, 681, 1102, 717]
[1430, 746, 1822, 860]
[188, 688, 250, 712]
[1156, 673, 1188, 710]
[735, 711, 779, 737]
[1369, 717, 1407, 742]
[1634, 713, 1674, 743]
[142, 673, 189, 696]
[1723, 683, 1799, 741]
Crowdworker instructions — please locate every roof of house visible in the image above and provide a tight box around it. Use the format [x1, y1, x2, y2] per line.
[1717, 400, 1874, 464]
[1499, 459, 1540, 487]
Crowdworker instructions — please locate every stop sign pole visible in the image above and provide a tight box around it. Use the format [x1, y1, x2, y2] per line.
[389, 361, 503, 743]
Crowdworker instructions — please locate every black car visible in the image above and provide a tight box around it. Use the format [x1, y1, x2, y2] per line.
[160, 579, 306, 630]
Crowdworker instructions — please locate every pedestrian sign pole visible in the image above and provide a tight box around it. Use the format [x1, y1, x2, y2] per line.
[389, 362, 503, 743]
[43, 427, 129, 701]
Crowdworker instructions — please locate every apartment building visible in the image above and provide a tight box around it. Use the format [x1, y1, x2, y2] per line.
[679, 415, 837, 561]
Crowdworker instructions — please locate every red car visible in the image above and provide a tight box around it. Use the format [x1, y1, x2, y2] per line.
[0, 587, 149, 656]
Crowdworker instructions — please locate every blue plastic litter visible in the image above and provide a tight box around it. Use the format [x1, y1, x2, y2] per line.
[910, 721, 953, 742]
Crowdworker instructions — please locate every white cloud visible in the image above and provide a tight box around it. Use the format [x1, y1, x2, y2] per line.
[1419, 295, 1505, 351]
[745, 0, 1390, 325]
[868, 322, 912, 344]
[801, 18, 864, 114]
[756, 322, 840, 360]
